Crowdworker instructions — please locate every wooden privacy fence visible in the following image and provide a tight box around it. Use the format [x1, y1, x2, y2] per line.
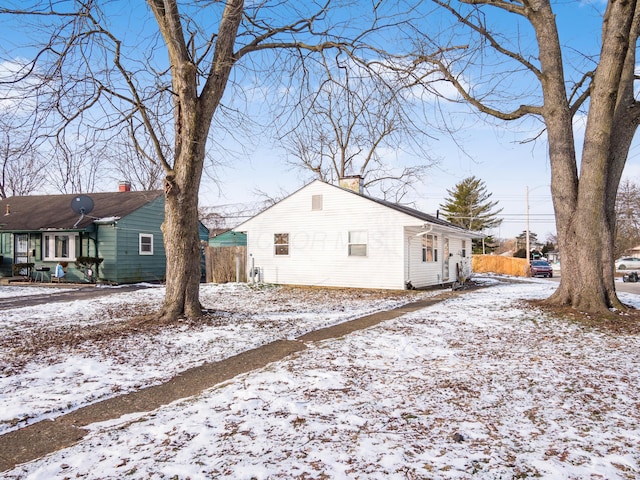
[472, 255, 529, 277]
[204, 246, 247, 283]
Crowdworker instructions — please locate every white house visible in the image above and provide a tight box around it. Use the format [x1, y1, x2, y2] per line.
[234, 178, 479, 290]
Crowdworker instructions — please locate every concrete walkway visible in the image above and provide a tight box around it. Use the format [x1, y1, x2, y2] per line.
[0, 287, 470, 473]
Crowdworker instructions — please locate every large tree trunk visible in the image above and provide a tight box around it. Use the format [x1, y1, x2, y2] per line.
[538, 0, 637, 314]
[158, 88, 207, 321]
[428, 0, 639, 314]
[150, 0, 243, 321]
[161, 180, 203, 320]
[526, 3, 595, 310]
[602, 99, 640, 312]
[603, 5, 640, 309]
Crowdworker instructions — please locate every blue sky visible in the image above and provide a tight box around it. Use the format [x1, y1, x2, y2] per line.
[1, 1, 635, 240]
[200, 0, 628, 241]
[199, 113, 561, 240]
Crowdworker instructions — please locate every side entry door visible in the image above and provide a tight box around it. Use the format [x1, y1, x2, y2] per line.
[442, 237, 449, 282]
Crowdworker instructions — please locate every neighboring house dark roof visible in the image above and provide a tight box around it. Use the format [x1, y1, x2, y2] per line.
[0, 190, 164, 231]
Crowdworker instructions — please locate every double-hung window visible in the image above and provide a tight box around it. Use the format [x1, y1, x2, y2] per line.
[348, 230, 367, 257]
[139, 233, 154, 255]
[274, 233, 289, 255]
[422, 234, 438, 262]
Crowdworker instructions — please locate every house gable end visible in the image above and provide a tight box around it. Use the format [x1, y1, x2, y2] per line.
[235, 180, 476, 237]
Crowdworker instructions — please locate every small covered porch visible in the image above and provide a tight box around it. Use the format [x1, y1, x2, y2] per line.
[0, 228, 100, 284]
[403, 223, 477, 290]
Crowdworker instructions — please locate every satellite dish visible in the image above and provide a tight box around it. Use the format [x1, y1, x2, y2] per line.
[71, 195, 94, 228]
[71, 195, 94, 215]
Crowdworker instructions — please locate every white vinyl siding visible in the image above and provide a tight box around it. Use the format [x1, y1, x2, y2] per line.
[238, 182, 406, 289]
[237, 180, 473, 290]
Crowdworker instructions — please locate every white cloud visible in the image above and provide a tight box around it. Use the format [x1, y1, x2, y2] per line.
[0, 58, 39, 113]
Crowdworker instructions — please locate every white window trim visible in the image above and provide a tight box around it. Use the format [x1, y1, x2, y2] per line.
[139, 233, 154, 255]
[348, 230, 368, 257]
[274, 233, 290, 256]
[422, 234, 438, 263]
[43, 233, 78, 261]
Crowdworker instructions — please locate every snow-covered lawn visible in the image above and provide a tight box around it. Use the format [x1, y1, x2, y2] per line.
[2, 277, 640, 479]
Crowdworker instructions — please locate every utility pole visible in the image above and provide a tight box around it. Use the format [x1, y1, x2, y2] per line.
[526, 186, 530, 262]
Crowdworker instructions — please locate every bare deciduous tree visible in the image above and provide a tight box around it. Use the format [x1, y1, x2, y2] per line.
[0, 1, 425, 320]
[108, 129, 164, 191]
[0, 118, 47, 198]
[279, 52, 435, 202]
[49, 137, 105, 194]
[0, 62, 48, 198]
[412, 0, 640, 314]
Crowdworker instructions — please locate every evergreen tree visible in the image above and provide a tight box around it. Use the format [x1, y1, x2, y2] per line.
[542, 242, 555, 255]
[515, 230, 539, 247]
[440, 176, 503, 252]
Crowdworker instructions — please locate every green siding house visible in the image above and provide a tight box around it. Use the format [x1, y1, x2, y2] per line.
[208, 230, 247, 247]
[0, 189, 209, 284]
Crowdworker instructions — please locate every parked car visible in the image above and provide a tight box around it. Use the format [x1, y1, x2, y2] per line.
[530, 260, 553, 278]
[615, 257, 640, 270]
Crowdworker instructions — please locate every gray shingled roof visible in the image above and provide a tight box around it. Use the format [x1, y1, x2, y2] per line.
[0, 191, 164, 231]
[362, 195, 469, 232]
[334, 184, 473, 233]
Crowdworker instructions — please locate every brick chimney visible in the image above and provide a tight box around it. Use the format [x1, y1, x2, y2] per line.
[339, 175, 364, 194]
[119, 181, 131, 192]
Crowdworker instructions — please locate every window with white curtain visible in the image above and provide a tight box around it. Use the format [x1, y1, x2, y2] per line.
[43, 233, 78, 261]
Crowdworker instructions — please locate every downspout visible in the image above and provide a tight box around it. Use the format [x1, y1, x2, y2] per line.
[406, 234, 411, 287]
[93, 227, 99, 281]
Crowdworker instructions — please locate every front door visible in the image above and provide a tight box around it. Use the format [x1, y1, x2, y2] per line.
[14, 234, 29, 263]
[442, 237, 450, 281]
[14, 234, 29, 275]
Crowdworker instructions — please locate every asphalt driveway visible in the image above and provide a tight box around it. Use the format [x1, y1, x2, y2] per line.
[0, 284, 150, 309]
